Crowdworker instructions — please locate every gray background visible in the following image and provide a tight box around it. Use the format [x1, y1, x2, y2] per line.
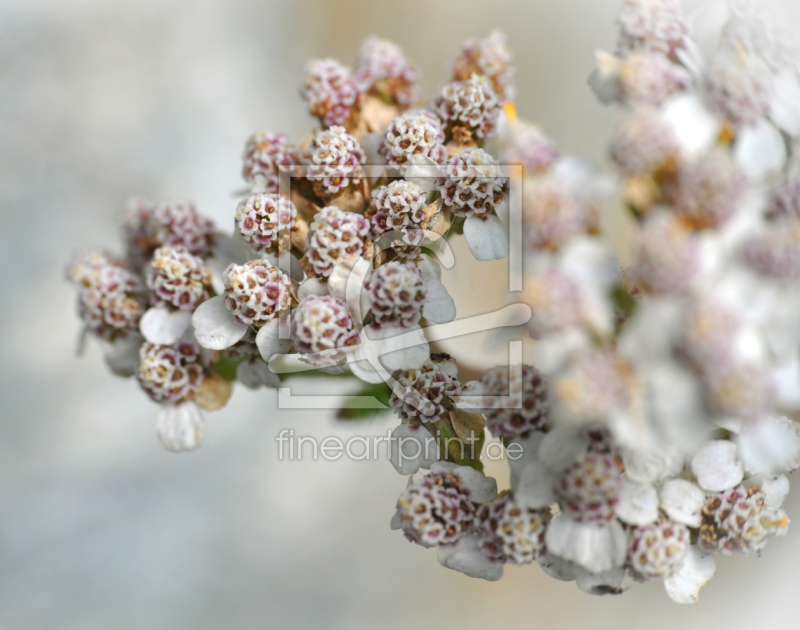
[1, 0, 799, 628]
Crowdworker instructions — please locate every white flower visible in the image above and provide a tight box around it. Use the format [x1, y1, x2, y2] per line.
[663, 546, 716, 604]
[737, 415, 800, 476]
[660, 479, 706, 528]
[690, 440, 744, 492]
[389, 422, 439, 475]
[156, 401, 206, 453]
[437, 534, 504, 581]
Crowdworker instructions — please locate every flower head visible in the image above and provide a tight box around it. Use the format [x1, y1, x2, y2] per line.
[290, 294, 360, 367]
[235, 193, 297, 253]
[304, 126, 366, 198]
[452, 31, 515, 102]
[367, 180, 430, 258]
[241, 131, 298, 192]
[437, 148, 506, 219]
[302, 58, 360, 127]
[616, 0, 688, 56]
[432, 74, 500, 140]
[305, 206, 370, 278]
[391, 354, 461, 422]
[364, 262, 426, 329]
[627, 517, 690, 580]
[146, 245, 212, 311]
[379, 111, 447, 168]
[137, 341, 204, 403]
[480, 364, 549, 438]
[222, 261, 292, 327]
[474, 491, 548, 564]
[355, 36, 420, 109]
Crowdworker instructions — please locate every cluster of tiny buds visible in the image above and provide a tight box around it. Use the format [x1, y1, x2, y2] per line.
[616, 52, 691, 107]
[123, 198, 216, 268]
[480, 364, 549, 438]
[304, 126, 366, 199]
[67, 251, 146, 341]
[391, 355, 462, 422]
[502, 121, 560, 174]
[222, 261, 292, 326]
[235, 193, 297, 253]
[627, 517, 690, 580]
[437, 147, 506, 219]
[452, 31, 515, 103]
[147, 245, 212, 311]
[369, 179, 428, 240]
[305, 206, 370, 277]
[741, 224, 800, 281]
[301, 58, 360, 127]
[290, 295, 360, 365]
[616, 0, 688, 56]
[554, 451, 623, 523]
[380, 111, 447, 168]
[610, 107, 678, 176]
[364, 262, 426, 329]
[523, 175, 593, 251]
[137, 341, 204, 403]
[355, 36, 420, 109]
[397, 471, 475, 547]
[241, 131, 298, 193]
[431, 74, 500, 141]
[699, 485, 789, 556]
[474, 491, 548, 564]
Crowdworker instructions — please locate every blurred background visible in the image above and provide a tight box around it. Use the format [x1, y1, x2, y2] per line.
[2, 0, 800, 628]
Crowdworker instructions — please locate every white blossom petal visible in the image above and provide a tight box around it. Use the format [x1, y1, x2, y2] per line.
[390, 423, 439, 475]
[350, 324, 429, 383]
[156, 402, 205, 453]
[453, 466, 497, 504]
[237, 359, 281, 390]
[463, 214, 509, 261]
[662, 94, 719, 159]
[616, 479, 659, 526]
[575, 567, 627, 596]
[404, 154, 441, 192]
[690, 440, 743, 492]
[508, 431, 546, 492]
[770, 71, 800, 137]
[297, 277, 329, 300]
[663, 546, 716, 604]
[515, 460, 556, 509]
[255, 318, 293, 361]
[103, 333, 143, 377]
[437, 534, 504, 581]
[660, 479, 705, 528]
[738, 416, 800, 476]
[538, 553, 579, 582]
[622, 447, 682, 484]
[422, 279, 456, 324]
[734, 118, 786, 182]
[544, 515, 627, 574]
[140, 305, 192, 345]
[762, 475, 790, 509]
[191, 295, 248, 350]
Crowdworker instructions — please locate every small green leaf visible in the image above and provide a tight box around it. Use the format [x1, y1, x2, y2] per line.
[211, 357, 240, 382]
[336, 382, 393, 421]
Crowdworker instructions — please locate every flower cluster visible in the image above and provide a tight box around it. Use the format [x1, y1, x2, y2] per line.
[235, 193, 297, 253]
[303, 126, 366, 199]
[431, 74, 500, 141]
[302, 58, 361, 128]
[355, 36, 420, 109]
[241, 131, 298, 193]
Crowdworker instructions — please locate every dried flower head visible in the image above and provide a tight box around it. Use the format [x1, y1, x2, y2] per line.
[235, 193, 297, 253]
[305, 206, 370, 277]
[137, 341, 204, 403]
[437, 147, 506, 219]
[222, 261, 292, 326]
[301, 58, 360, 127]
[304, 126, 366, 198]
[147, 245, 212, 311]
[355, 36, 420, 109]
[397, 471, 475, 547]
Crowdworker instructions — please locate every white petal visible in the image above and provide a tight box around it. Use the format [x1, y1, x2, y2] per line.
[390, 423, 438, 475]
[453, 466, 497, 504]
[297, 277, 329, 300]
[738, 416, 800, 476]
[422, 279, 456, 324]
[690, 440, 743, 492]
[515, 460, 556, 509]
[660, 479, 705, 528]
[255, 318, 293, 361]
[508, 431, 546, 492]
[772, 357, 800, 409]
[404, 154, 441, 192]
[140, 305, 192, 345]
[538, 425, 586, 472]
[191, 295, 248, 350]
[429, 461, 458, 475]
[156, 402, 205, 453]
[616, 480, 659, 526]
[622, 447, 682, 484]
[103, 333, 143, 377]
[575, 567, 626, 596]
[237, 359, 281, 390]
[359, 132, 384, 167]
[328, 258, 371, 325]
[453, 379, 484, 410]
[770, 71, 800, 137]
[734, 118, 787, 182]
[538, 553, 579, 582]
[544, 516, 627, 574]
[350, 324, 429, 383]
[415, 254, 442, 282]
[437, 534, 504, 581]
[663, 546, 716, 604]
[463, 214, 509, 261]
[662, 95, 719, 159]
[762, 475, 790, 509]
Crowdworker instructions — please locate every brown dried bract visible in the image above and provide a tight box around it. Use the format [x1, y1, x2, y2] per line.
[194, 373, 233, 411]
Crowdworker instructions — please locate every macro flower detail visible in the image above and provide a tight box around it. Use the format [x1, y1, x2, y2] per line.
[301, 58, 361, 127]
[241, 131, 298, 192]
[304, 206, 370, 278]
[146, 245, 212, 311]
[137, 341, 204, 404]
[555, 452, 623, 523]
[474, 491, 548, 564]
[222, 261, 292, 327]
[396, 471, 475, 547]
[235, 193, 297, 253]
[627, 517, 690, 580]
[431, 74, 500, 141]
[290, 294, 360, 367]
[699, 485, 789, 556]
[523, 175, 593, 252]
[391, 355, 462, 422]
[379, 111, 447, 168]
[616, 0, 688, 55]
[303, 126, 366, 199]
[436, 148, 506, 219]
[364, 262, 426, 329]
[451, 30, 515, 103]
[367, 179, 430, 258]
[610, 107, 679, 176]
[480, 364, 549, 438]
[355, 36, 420, 109]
